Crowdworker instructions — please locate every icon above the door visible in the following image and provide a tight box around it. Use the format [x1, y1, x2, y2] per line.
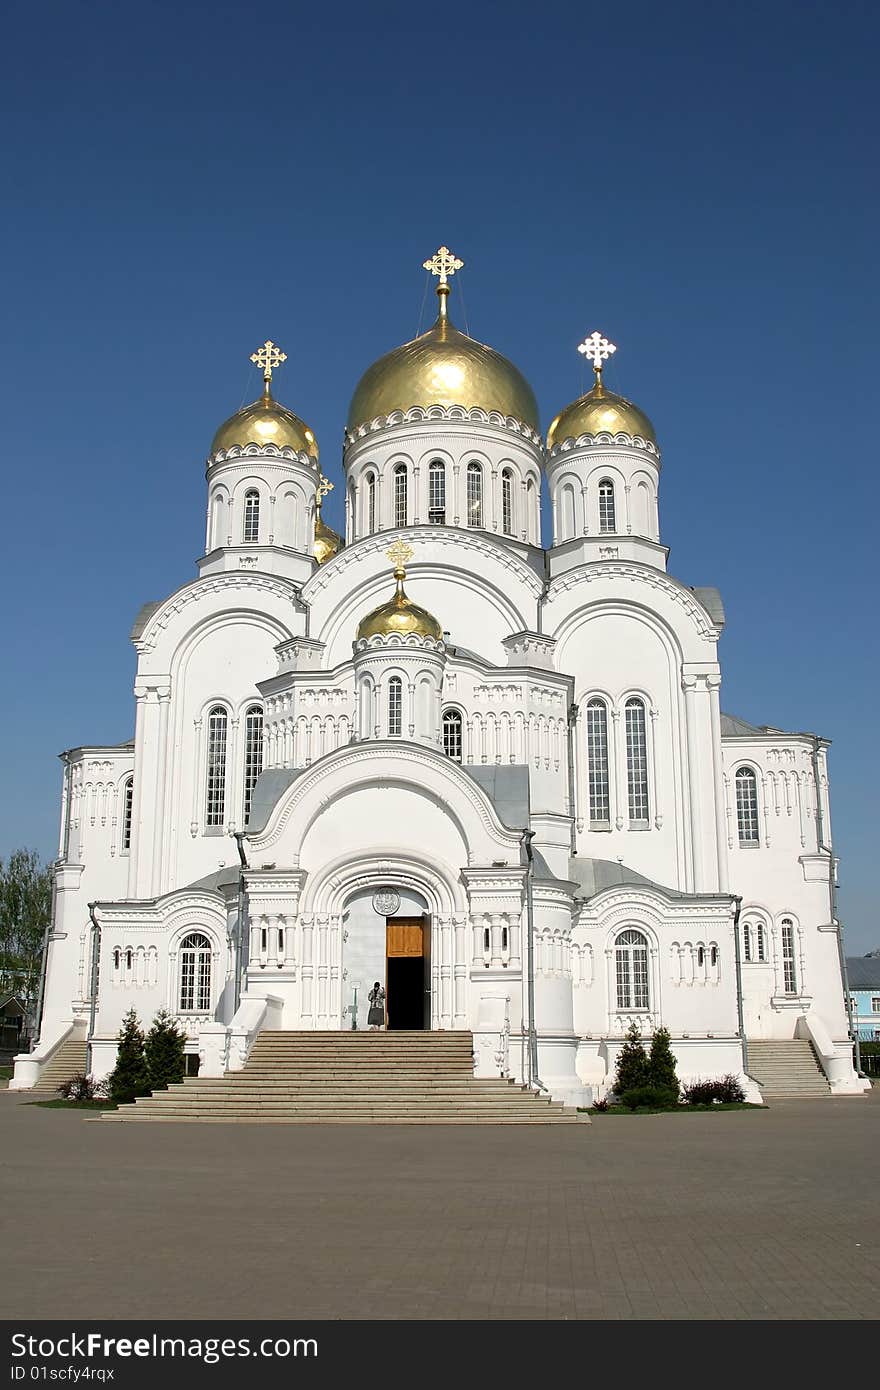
[372, 888, 401, 916]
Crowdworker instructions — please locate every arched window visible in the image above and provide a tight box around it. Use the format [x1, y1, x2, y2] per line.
[598, 479, 616, 533]
[113, 948, 120, 971]
[741, 920, 767, 963]
[624, 698, 649, 825]
[179, 932, 212, 1013]
[585, 699, 610, 826]
[755, 921, 766, 961]
[125, 948, 133, 972]
[388, 677, 403, 737]
[366, 472, 377, 535]
[442, 707, 463, 762]
[735, 767, 759, 845]
[526, 478, 537, 544]
[394, 464, 408, 528]
[428, 460, 446, 525]
[242, 705, 264, 823]
[242, 489, 260, 544]
[780, 918, 797, 994]
[501, 468, 514, 536]
[467, 461, 483, 528]
[615, 929, 649, 1010]
[121, 777, 134, 852]
[205, 706, 228, 828]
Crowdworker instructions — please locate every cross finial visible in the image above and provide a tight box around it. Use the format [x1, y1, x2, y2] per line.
[316, 474, 334, 508]
[386, 539, 414, 578]
[577, 330, 617, 385]
[423, 245, 464, 319]
[250, 340, 287, 396]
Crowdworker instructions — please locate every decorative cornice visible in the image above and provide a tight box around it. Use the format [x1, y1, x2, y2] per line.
[344, 404, 544, 451]
[547, 431, 660, 462]
[207, 442, 320, 470]
[545, 561, 722, 640]
[354, 632, 445, 654]
[134, 573, 303, 653]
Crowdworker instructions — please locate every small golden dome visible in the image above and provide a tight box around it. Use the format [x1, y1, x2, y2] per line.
[547, 381, 656, 451]
[348, 306, 538, 432]
[211, 387, 319, 459]
[357, 547, 443, 642]
[314, 511, 342, 566]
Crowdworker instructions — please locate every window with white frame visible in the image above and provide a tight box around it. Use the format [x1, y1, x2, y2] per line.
[585, 699, 610, 826]
[442, 707, 463, 762]
[428, 460, 445, 524]
[741, 919, 767, 963]
[179, 932, 212, 1012]
[242, 705, 264, 823]
[501, 468, 514, 536]
[615, 929, 649, 1010]
[625, 698, 649, 824]
[242, 489, 260, 544]
[780, 918, 797, 994]
[735, 766, 760, 845]
[121, 777, 133, 852]
[598, 479, 616, 533]
[466, 461, 483, 527]
[205, 706, 228, 828]
[872, 997, 880, 1012]
[526, 478, 536, 544]
[388, 677, 403, 737]
[394, 465, 408, 528]
[366, 472, 377, 534]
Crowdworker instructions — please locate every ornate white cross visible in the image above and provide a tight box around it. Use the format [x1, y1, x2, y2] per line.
[577, 331, 617, 379]
[422, 246, 464, 285]
[250, 339, 287, 385]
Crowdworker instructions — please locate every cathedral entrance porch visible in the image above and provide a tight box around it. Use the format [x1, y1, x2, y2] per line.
[385, 917, 429, 1030]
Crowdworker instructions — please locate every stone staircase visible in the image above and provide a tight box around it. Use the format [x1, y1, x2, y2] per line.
[104, 1031, 583, 1125]
[30, 1039, 89, 1094]
[747, 1039, 831, 1099]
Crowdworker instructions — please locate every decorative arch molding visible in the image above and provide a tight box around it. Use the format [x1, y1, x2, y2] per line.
[93, 889, 227, 937]
[208, 442, 320, 469]
[303, 848, 466, 916]
[344, 404, 544, 450]
[575, 884, 734, 933]
[546, 564, 721, 645]
[133, 573, 304, 656]
[547, 432, 660, 462]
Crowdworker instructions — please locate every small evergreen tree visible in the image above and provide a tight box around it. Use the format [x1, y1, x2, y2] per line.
[145, 1009, 187, 1091]
[647, 1026, 679, 1094]
[613, 1020, 648, 1094]
[108, 1008, 150, 1104]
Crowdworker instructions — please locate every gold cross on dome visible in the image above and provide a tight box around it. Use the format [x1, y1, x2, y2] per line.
[316, 474, 334, 506]
[578, 331, 617, 383]
[386, 540, 414, 576]
[250, 339, 287, 387]
[423, 246, 464, 286]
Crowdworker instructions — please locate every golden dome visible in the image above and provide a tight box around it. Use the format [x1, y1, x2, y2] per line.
[547, 382, 656, 451]
[313, 511, 342, 566]
[357, 546, 443, 642]
[211, 387, 319, 459]
[348, 299, 539, 432]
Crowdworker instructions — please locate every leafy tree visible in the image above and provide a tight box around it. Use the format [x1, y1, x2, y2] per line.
[647, 1026, 679, 1095]
[0, 849, 52, 1026]
[613, 1020, 649, 1094]
[108, 1008, 151, 1104]
[145, 1010, 186, 1091]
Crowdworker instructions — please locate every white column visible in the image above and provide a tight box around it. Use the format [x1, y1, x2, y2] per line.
[707, 673, 729, 891]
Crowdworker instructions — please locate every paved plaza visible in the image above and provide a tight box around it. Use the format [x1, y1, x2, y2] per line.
[1, 1088, 877, 1320]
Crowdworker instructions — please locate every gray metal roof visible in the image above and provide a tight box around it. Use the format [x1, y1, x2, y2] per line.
[568, 856, 729, 904]
[846, 955, 880, 989]
[183, 868, 241, 895]
[720, 712, 766, 737]
[245, 767, 302, 834]
[462, 764, 530, 831]
[690, 586, 725, 626]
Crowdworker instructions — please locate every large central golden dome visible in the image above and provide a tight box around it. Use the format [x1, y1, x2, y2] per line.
[348, 301, 539, 432]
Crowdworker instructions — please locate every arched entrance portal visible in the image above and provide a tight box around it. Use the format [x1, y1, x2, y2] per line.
[341, 886, 430, 1031]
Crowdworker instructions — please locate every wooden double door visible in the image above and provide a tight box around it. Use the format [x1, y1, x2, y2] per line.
[385, 917, 431, 1031]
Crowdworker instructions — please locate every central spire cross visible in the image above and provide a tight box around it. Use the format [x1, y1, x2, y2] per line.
[316, 474, 334, 507]
[386, 539, 414, 579]
[250, 340, 287, 395]
[423, 245, 464, 320]
[578, 331, 617, 385]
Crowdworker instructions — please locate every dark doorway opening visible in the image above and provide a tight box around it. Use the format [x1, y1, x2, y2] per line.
[386, 955, 425, 1030]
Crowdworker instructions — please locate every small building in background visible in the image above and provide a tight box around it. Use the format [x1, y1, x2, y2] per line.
[846, 953, 880, 1041]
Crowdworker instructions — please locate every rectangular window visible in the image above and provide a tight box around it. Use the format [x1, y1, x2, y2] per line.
[205, 709, 228, 828]
[394, 469, 407, 528]
[585, 702, 610, 825]
[388, 679, 402, 737]
[428, 464, 445, 524]
[121, 779, 133, 852]
[242, 708, 264, 823]
[501, 471, 514, 536]
[781, 920, 797, 995]
[872, 998, 880, 1013]
[625, 700, 649, 824]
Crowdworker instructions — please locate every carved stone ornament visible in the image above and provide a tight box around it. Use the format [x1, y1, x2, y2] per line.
[372, 888, 401, 916]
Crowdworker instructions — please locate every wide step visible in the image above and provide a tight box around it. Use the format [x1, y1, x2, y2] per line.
[747, 1040, 832, 1098]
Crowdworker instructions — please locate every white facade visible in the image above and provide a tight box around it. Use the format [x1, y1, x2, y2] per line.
[14, 299, 866, 1105]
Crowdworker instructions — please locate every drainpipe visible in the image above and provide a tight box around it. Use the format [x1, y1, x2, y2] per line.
[566, 702, 579, 856]
[731, 894, 747, 1075]
[233, 833, 249, 1015]
[86, 903, 101, 1076]
[810, 737, 861, 1076]
[520, 829, 547, 1094]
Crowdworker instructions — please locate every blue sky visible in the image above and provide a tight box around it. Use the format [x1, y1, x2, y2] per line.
[1, 0, 877, 950]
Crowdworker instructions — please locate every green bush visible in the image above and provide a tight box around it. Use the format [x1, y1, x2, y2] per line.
[57, 1072, 107, 1102]
[613, 1021, 649, 1094]
[108, 1008, 151, 1105]
[647, 1026, 679, 1094]
[145, 1010, 187, 1092]
[682, 1074, 746, 1105]
[619, 1084, 680, 1111]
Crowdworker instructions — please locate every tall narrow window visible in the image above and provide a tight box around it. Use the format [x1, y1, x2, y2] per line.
[179, 932, 212, 1012]
[121, 777, 133, 852]
[526, 478, 536, 544]
[585, 699, 610, 826]
[467, 461, 483, 527]
[205, 706, 228, 828]
[242, 705, 264, 823]
[443, 707, 463, 762]
[743, 923, 752, 963]
[388, 677, 403, 736]
[625, 698, 649, 824]
[242, 489, 260, 544]
[781, 919, 797, 994]
[366, 472, 377, 534]
[598, 479, 616, 533]
[735, 766, 759, 845]
[428, 459, 446, 524]
[756, 921, 766, 961]
[394, 465, 408, 528]
[501, 468, 514, 536]
[615, 929, 649, 1010]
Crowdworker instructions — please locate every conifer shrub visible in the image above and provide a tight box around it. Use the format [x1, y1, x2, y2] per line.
[613, 1020, 649, 1094]
[647, 1026, 679, 1096]
[145, 1009, 187, 1092]
[682, 1075, 746, 1105]
[619, 1084, 680, 1111]
[108, 1008, 151, 1105]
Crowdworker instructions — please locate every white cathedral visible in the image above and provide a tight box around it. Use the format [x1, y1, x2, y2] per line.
[14, 248, 866, 1105]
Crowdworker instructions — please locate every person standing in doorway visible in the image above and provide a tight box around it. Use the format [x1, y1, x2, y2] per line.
[367, 981, 386, 1030]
